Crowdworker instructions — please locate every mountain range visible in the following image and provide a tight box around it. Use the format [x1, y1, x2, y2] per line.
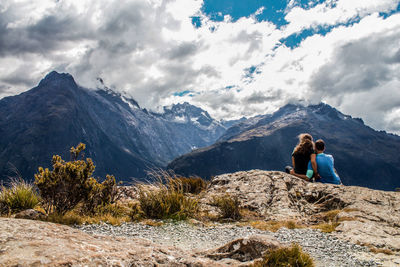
[168, 103, 400, 191]
[0, 71, 232, 182]
[1, 71, 399, 190]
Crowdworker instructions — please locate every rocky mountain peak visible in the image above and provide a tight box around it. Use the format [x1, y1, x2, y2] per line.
[162, 102, 215, 127]
[38, 71, 77, 88]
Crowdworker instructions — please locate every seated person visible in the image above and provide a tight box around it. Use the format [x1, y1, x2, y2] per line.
[306, 139, 342, 185]
[285, 133, 317, 181]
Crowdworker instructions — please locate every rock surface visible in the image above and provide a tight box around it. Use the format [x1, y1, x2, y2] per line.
[0, 218, 283, 266]
[1, 170, 399, 266]
[14, 209, 46, 220]
[198, 170, 400, 251]
[0, 218, 214, 266]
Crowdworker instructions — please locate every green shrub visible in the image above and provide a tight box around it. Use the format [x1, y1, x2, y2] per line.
[0, 179, 40, 214]
[170, 177, 207, 194]
[212, 194, 242, 220]
[34, 143, 117, 215]
[253, 244, 314, 267]
[134, 171, 198, 220]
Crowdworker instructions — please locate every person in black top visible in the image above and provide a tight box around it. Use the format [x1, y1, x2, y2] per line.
[285, 133, 318, 181]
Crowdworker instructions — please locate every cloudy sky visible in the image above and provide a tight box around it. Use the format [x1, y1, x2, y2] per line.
[1, 0, 400, 134]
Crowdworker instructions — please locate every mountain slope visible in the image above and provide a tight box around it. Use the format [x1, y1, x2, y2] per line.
[0, 71, 231, 182]
[167, 103, 400, 190]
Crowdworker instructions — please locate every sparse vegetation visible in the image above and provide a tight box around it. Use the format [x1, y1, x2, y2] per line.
[212, 194, 242, 220]
[170, 176, 207, 194]
[369, 247, 393, 255]
[45, 206, 131, 226]
[252, 243, 315, 267]
[34, 143, 118, 215]
[132, 171, 199, 220]
[314, 222, 340, 233]
[242, 220, 303, 232]
[0, 179, 40, 214]
[320, 209, 340, 222]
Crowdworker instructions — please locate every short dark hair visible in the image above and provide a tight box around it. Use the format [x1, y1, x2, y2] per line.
[315, 139, 325, 151]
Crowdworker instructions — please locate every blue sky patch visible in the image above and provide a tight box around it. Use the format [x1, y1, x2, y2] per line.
[379, 2, 400, 19]
[173, 90, 193, 97]
[280, 16, 363, 49]
[201, 0, 289, 28]
[191, 16, 202, 28]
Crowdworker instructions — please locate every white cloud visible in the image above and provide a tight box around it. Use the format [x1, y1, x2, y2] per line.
[0, 0, 399, 134]
[284, 0, 399, 35]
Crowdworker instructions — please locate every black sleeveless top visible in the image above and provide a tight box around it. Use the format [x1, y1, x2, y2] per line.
[292, 150, 314, 175]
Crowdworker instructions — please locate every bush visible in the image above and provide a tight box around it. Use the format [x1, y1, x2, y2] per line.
[212, 194, 241, 220]
[0, 179, 40, 214]
[253, 244, 314, 267]
[134, 171, 198, 220]
[170, 177, 207, 194]
[34, 143, 117, 215]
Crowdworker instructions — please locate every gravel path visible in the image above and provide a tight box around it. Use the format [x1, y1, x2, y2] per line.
[76, 222, 381, 267]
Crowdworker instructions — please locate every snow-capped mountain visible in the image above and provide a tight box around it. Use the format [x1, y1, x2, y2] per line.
[0, 71, 234, 182]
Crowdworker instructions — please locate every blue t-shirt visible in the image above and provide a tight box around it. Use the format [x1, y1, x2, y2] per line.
[307, 153, 341, 185]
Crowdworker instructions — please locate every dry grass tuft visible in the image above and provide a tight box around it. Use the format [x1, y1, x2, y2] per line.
[141, 219, 164, 227]
[342, 207, 359, 213]
[252, 243, 315, 267]
[170, 177, 207, 194]
[133, 170, 199, 220]
[242, 220, 303, 232]
[369, 247, 393, 255]
[45, 208, 131, 226]
[320, 209, 340, 222]
[0, 179, 40, 214]
[313, 222, 340, 233]
[212, 194, 241, 220]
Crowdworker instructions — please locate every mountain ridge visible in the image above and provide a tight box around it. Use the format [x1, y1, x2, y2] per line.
[0, 71, 235, 182]
[168, 103, 400, 191]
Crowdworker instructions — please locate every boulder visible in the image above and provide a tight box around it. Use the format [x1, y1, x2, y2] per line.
[14, 209, 46, 220]
[199, 170, 400, 251]
[202, 235, 281, 262]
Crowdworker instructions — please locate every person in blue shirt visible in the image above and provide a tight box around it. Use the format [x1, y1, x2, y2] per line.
[306, 139, 342, 185]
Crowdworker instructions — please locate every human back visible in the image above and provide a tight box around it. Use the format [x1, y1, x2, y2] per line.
[292, 133, 314, 175]
[315, 153, 341, 184]
[308, 139, 341, 185]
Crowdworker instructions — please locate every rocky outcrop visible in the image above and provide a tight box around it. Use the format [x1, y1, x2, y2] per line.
[201, 235, 281, 262]
[198, 170, 400, 251]
[1, 170, 399, 266]
[14, 209, 46, 220]
[0, 218, 280, 266]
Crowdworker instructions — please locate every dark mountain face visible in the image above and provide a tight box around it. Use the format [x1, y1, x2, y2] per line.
[168, 103, 400, 191]
[0, 72, 230, 182]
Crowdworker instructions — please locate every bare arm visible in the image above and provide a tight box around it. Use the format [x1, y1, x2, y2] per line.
[290, 171, 310, 181]
[310, 153, 320, 179]
[292, 156, 295, 169]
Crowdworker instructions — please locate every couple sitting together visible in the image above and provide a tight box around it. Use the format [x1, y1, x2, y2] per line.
[286, 133, 342, 185]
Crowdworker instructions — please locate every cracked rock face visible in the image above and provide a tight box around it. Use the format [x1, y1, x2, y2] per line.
[200, 170, 400, 251]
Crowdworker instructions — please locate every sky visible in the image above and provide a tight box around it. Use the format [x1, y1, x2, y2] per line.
[0, 0, 400, 134]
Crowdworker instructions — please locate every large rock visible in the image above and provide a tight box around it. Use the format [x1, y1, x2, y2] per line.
[14, 209, 46, 220]
[199, 170, 400, 251]
[202, 235, 281, 262]
[0, 218, 278, 266]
